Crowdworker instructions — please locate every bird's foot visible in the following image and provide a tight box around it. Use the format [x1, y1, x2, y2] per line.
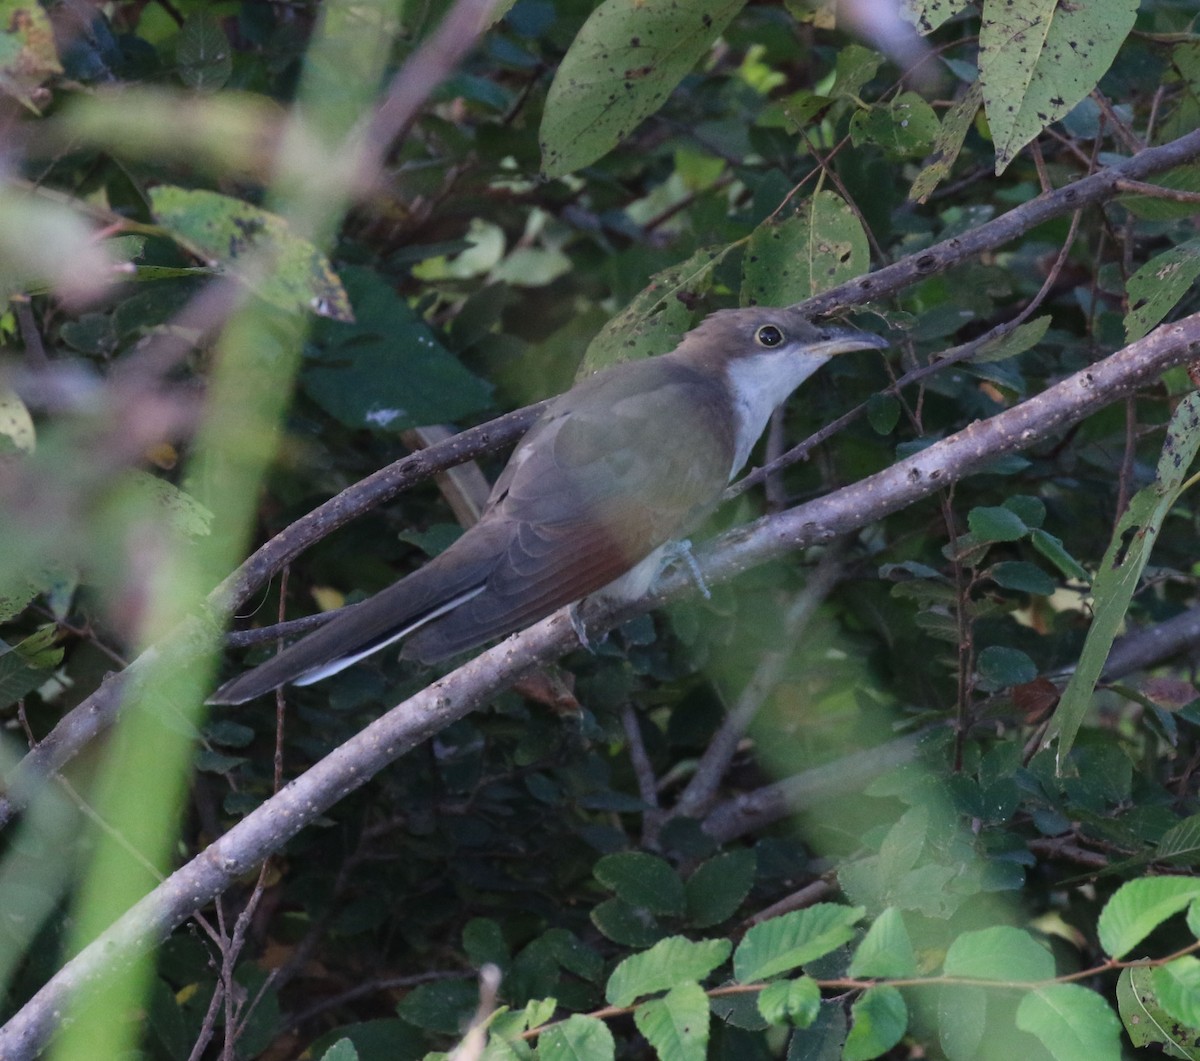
[664, 539, 711, 599]
[568, 601, 601, 653]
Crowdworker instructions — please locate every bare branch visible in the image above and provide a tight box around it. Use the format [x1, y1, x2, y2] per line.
[796, 128, 1200, 318]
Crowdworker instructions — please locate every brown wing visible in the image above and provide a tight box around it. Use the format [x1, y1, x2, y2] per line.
[210, 357, 738, 700]
[404, 357, 735, 662]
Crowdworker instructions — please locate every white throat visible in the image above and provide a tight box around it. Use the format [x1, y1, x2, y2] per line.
[723, 351, 831, 475]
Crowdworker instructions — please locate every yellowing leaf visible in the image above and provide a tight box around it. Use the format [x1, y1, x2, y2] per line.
[540, 0, 746, 177]
[979, 0, 1137, 172]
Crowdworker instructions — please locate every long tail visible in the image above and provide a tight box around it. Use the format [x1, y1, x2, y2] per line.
[208, 531, 501, 704]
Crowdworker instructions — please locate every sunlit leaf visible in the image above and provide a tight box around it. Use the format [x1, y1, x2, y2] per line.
[1098, 877, 1200, 958]
[632, 981, 710, 1061]
[538, 1014, 615, 1061]
[1015, 984, 1122, 1061]
[848, 908, 917, 979]
[943, 926, 1054, 981]
[606, 937, 730, 1007]
[757, 976, 820, 1028]
[733, 905, 864, 984]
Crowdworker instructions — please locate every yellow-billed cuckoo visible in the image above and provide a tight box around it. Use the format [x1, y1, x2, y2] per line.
[209, 307, 884, 704]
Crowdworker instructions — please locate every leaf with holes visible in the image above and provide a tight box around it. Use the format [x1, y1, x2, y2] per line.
[979, 0, 1137, 172]
[1125, 239, 1200, 342]
[741, 191, 869, 306]
[1117, 965, 1200, 1058]
[149, 186, 352, 321]
[540, 0, 745, 177]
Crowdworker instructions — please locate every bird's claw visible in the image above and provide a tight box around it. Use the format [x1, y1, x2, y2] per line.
[665, 538, 711, 599]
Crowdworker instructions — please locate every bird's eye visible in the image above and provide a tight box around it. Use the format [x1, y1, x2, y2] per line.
[756, 324, 784, 347]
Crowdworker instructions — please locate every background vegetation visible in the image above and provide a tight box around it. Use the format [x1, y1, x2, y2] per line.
[1, 0, 1200, 1057]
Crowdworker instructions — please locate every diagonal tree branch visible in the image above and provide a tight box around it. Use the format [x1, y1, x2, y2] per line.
[797, 128, 1200, 317]
[3, 313, 1197, 1059]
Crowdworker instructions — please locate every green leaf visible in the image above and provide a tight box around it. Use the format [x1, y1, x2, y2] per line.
[1047, 393, 1200, 764]
[976, 646, 1038, 689]
[590, 897, 663, 948]
[910, 81, 982, 203]
[942, 926, 1054, 981]
[842, 985, 907, 1061]
[866, 393, 901, 435]
[523, 997, 557, 1032]
[849, 92, 939, 158]
[1157, 814, 1200, 866]
[1003, 495, 1045, 528]
[1098, 877, 1200, 958]
[786, 1002, 846, 1060]
[580, 246, 732, 373]
[537, 1014, 615, 1061]
[176, 12, 232, 91]
[901, 0, 972, 34]
[317, 1039, 359, 1061]
[148, 186, 353, 321]
[594, 852, 686, 916]
[540, 0, 746, 176]
[1015, 984, 1123, 1061]
[937, 986, 987, 1061]
[979, 0, 1138, 172]
[1030, 529, 1088, 581]
[1117, 965, 1200, 1059]
[740, 191, 870, 305]
[847, 908, 917, 979]
[1154, 957, 1200, 1030]
[990, 561, 1055, 596]
[0, 639, 54, 710]
[483, 1036, 533, 1061]
[304, 268, 492, 432]
[1125, 239, 1200, 342]
[605, 936, 731, 1007]
[733, 904, 864, 984]
[971, 315, 1051, 364]
[967, 506, 1028, 543]
[757, 976, 820, 1028]
[396, 979, 479, 1035]
[632, 981, 710, 1061]
[114, 471, 213, 539]
[831, 44, 884, 99]
[1120, 165, 1200, 221]
[684, 849, 756, 928]
[464, 918, 510, 970]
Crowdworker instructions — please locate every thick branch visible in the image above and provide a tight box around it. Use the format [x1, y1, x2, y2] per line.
[797, 128, 1200, 316]
[3, 316, 1197, 1057]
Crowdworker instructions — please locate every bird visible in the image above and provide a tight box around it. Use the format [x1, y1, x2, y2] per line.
[209, 307, 885, 704]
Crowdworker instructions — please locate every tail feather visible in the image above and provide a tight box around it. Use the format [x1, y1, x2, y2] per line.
[208, 532, 502, 704]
